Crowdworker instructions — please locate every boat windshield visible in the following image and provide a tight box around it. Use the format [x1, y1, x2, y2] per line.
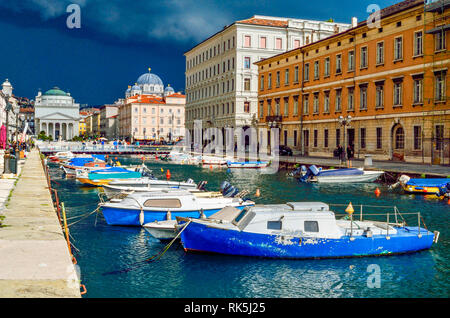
[233, 207, 249, 224]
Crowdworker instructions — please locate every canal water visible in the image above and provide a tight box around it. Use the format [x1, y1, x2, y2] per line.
[48, 157, 449, 298]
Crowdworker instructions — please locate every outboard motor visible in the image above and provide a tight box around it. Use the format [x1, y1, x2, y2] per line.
[186, 178, 195, 184]
[220, 181, 231, 192]
[223, 185, 239, 198]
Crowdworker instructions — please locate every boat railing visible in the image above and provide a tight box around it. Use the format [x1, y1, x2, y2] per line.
[329, 203, 429, 238]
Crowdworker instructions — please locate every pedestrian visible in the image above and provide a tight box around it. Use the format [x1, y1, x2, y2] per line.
[101, 139, 105, 150]
[346, 144, 353, 168]
[93, 140, 97, 150]
[337, 145, 344, 165]
[113, 140, 118, 150]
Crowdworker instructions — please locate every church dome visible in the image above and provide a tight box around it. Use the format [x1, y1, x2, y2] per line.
[164, 85, 175, 95]
[137, 69, 163, 86]
[43, 87, 67, 96]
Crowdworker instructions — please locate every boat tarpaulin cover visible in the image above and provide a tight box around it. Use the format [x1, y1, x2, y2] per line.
[317, 168, 364, 177]
[406, 178, 450, 187]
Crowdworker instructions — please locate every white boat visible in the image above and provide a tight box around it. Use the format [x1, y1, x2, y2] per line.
[226, 160, 269, 169]
[201, 155, 227, 166]
[107, 177, 198, 189]
[102, 182, 211, 199]
[143, 220, 179, 241]
[297, 165, 384, 183]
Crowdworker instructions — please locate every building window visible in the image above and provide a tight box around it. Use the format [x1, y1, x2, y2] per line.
[294, 39, 301, 48]
[394, 37, 403, 61]
[324, 129, 329, 148]
[293, 96, 299, 116]
[413, 76, 423, 104]
[303, 95, 309, 114]
[260, 36, 267, 49]
[244, 78, 251, 91]
[348, 50, 355, 71]
[268, 73, 272, 89]
[244, 35, 251, 48]
[360, 47, 368, 69]
[314, 61, 320, 80]
[260, 75, 264, 90]
[435, 125, 444, 150]
[285, 69, 290, 85]
[267, 100, 272, 116]
[313, 129, 318, 147]
[395, 127, 405, 149]
[244, 57, 251, 69]
[414, 126, 422, 150]
[276, 71, 280, 87]
[336, 128, 340, 147]
[304, 63, 310, 81]
[414, 31, 423, 56]
[393, 79, 403, 106]
[244, 102, 250, 113]
[259, 101, 264, 118]
[324, 91, 330, 113]
[283, 98, 289, 117]
[375, 82, 384, 109]
[435, 71, 446, 102]
[275, 38, 282, 50]
[376, 127, 382, 149]
[294, 66, 299, 83]
[335, 89, 342, 112]
[376, 42, 384, 64]
[347, 87, 354, 111]
[275, 99, 280, 116]
[360, 128, 366, 149]
[435, 29, 446, 51]
[313, 93, 319, 114]
[324, 57, 330, 77]
[335, 54, 342, 74]
[294, 130, 298, 147]
[359, 85, 368, 110]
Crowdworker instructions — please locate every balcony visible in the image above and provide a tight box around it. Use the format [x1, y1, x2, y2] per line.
[265, 116, 283, 128]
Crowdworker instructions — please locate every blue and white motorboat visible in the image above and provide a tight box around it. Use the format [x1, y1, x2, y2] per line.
[76, 167, 143, 186]
[293, 165, 383, 183]
[61, 155, 109, 176]
[178, 202, 439, 259]
[227, 160, 269, 169]
[393, 175, 450, 196]
[100, 189, 255, 226]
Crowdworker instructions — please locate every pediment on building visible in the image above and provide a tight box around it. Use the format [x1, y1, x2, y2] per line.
[36, 112, 79, 121]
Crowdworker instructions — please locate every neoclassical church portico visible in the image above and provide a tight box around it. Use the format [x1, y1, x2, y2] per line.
[34, 87, 80, 140]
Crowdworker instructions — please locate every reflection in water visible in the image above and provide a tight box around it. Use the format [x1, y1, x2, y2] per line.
[47, 158, 449, 298]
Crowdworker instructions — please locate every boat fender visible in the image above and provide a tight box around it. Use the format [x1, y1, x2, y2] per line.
[139, 208, 145, 226]
[166, 211, 172, 221]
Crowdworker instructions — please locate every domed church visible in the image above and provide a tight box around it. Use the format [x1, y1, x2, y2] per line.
[125, 68, 175, 98]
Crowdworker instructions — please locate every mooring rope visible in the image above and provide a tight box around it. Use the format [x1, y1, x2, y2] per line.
[67, 206, 101, 227]
[102, 220, 192, 276]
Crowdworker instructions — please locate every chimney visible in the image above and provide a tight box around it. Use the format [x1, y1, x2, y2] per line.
[351, 17, 358, 28]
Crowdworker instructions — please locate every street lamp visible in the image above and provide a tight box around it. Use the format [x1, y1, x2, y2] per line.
[3, 94, 12, 174]
[338, 115, 352, 161]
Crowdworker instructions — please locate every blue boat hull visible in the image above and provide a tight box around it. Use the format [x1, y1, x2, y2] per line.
[101, 205, 251, 226]
[180, 222, 435, 259]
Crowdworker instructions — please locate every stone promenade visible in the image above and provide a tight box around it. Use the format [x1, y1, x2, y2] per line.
[0, 150, 80, 298]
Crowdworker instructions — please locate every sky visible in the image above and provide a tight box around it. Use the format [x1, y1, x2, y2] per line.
[0, 0, 400, 106]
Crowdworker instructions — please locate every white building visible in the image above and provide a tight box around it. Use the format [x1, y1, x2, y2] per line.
[34, 87, 80, 140]
[184, 15, 352, 140]
[1, 79, 20, 138]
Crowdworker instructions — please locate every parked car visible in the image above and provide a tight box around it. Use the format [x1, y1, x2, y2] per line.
[279, 145, 293, 156]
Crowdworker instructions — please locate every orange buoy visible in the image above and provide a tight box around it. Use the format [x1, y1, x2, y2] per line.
[166, 169, 171, 180]
[209, 165, 213, 170]
[255, 188, 261, 197]
[375, 188, 381, 197]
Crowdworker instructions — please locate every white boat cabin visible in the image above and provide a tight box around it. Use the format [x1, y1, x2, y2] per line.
[199, 202, 398, 239]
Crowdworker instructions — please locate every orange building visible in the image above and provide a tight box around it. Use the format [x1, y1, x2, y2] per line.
[256, 0, 449, 164]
